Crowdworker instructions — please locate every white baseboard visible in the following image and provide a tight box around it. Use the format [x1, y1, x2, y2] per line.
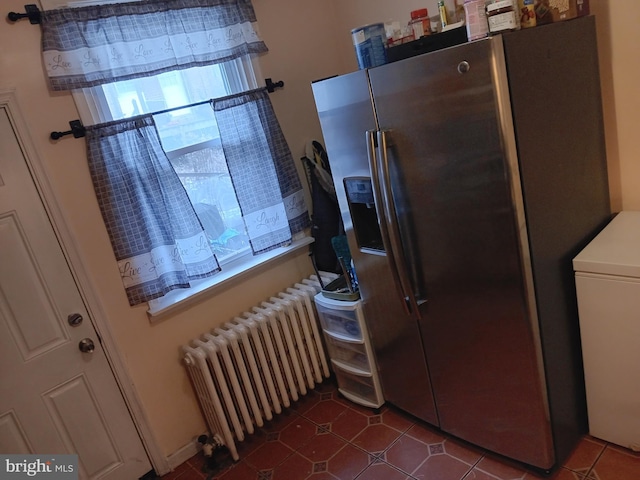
[166, 437, 202, 471]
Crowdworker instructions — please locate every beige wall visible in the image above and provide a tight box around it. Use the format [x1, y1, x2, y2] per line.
[0, 0, 637, 461]
[590, 0, 640, 211]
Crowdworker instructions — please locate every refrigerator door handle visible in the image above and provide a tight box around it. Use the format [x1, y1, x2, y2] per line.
[366, 130, 412, 315]
[369, 129, 422, 316]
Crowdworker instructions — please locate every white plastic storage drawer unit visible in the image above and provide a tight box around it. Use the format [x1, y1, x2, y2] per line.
[573, 211, 640, 451]
[314, 293, 384, 409]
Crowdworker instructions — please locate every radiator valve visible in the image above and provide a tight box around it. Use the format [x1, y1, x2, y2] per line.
[198, 434, 217, 457]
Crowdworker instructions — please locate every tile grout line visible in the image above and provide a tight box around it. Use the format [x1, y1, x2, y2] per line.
[583, 443, 608, 480]
[459, 452, 489, 480]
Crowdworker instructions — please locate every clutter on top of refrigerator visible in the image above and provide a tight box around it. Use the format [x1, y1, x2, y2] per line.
[385, 25, 468, 63]
[461, 0, 588, 42]
[353, 1, 591, 71]
[386, 2, 466, 48]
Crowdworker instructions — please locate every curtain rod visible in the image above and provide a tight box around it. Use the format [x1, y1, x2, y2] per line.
[50, 80, 285, 141]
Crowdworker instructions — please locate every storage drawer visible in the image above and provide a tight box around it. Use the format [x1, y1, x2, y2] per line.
[324, 332, 370, 373]
[315, 302, 361, 340]
[334, 367, 376, 404]
[313, 292, 383, 409]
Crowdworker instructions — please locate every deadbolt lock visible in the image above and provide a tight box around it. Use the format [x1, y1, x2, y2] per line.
[68, 313, 83, 327]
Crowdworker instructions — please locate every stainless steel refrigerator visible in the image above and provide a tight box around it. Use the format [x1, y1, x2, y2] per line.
[312, 16, 610, 471]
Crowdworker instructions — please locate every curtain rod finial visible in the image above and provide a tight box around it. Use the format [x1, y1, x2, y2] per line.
[7, 4, 41, 24]
[50, 120, 86, 141]
[265, 78, 284, 93]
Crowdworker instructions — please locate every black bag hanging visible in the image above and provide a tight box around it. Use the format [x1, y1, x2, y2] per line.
[301, 141, 343, 274]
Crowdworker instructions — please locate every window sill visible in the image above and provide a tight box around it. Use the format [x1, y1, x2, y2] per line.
[147, 236, 314, 321]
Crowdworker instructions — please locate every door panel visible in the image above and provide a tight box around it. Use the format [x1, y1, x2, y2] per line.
[44, 376, 121, 477]
[0, 412, 32, 454]
[0, 213, 68, 358]
[0, 106, 151, 479]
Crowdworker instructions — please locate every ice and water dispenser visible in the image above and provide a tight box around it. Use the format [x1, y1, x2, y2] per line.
[344, 177, 426, 304]
[344, 177, 384, 252]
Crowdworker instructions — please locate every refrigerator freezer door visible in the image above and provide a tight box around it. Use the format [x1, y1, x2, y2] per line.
[368, 38, 553, 468]
[312, 72, 439, 425]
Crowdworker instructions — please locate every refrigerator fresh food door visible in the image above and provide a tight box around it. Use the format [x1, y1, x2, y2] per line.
[368, 38, 554, 468]
[312, 71, 439, 425]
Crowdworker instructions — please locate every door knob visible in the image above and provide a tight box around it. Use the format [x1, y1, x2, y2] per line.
[68, 313, 83, 327]
[79, 338, 95, 353]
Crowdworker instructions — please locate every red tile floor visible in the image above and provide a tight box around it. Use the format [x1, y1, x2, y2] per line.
[162, 380, 640, 480]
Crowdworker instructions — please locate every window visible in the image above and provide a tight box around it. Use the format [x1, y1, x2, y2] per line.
[47, 0, 311, 309]
[74, 57, 263, 265]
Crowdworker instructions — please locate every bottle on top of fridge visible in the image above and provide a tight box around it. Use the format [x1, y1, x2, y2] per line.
[438, 1, 449, 28]
[464, 0, 490, 41]
[409, 8, 431, 39]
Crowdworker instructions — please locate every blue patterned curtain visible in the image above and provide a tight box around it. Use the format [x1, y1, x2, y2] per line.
[86, 117, 220, 306]
[212, 89, 310, 253]
[40, 0, 267, 91]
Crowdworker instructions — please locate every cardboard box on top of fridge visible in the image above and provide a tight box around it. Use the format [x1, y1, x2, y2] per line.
[534, 0, 589, 25]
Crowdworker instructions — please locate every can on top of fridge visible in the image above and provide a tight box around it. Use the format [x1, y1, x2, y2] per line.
[351, 23, 388, 70]
[518, 0, 536, 28]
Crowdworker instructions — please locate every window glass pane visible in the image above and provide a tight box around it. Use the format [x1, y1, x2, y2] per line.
[100, 64, 228, 120]
[94, 61, 260, 264]
[171, 147, 250, 263]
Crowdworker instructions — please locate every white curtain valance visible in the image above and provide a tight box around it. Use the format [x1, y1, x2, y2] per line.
[40, 0, 268, 91]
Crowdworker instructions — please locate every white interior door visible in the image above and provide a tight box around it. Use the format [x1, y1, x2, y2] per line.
[0, 106, 152, 479]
